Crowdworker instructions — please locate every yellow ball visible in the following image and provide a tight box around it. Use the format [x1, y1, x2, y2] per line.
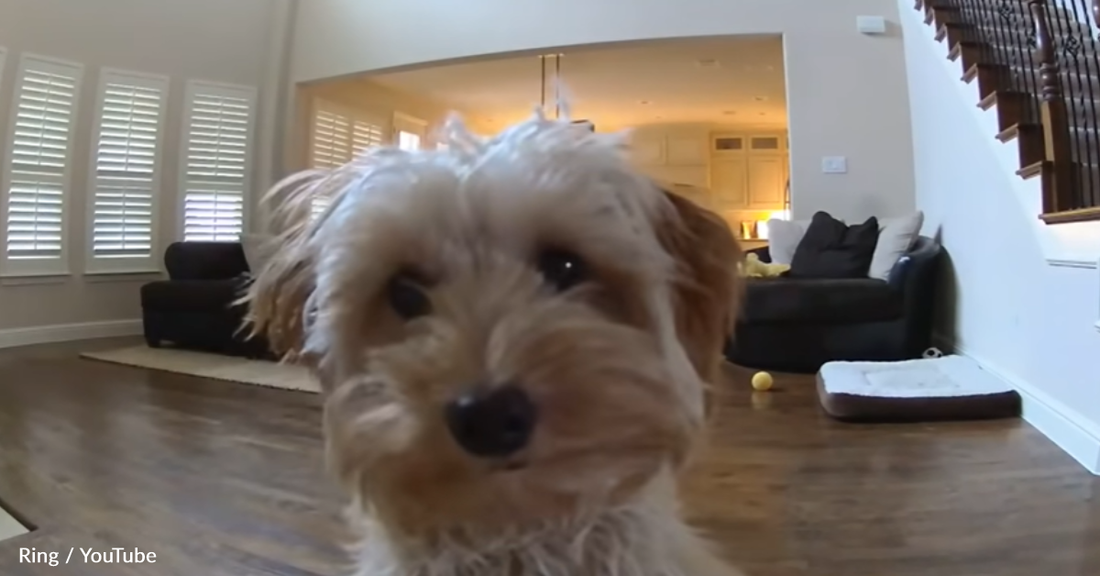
[751, 371, 774, 391]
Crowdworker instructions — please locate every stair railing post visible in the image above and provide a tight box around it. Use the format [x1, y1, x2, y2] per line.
[1029, 0, 1077, 214]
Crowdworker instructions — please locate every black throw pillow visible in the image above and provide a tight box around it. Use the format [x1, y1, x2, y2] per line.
[787, 211, 880, 279]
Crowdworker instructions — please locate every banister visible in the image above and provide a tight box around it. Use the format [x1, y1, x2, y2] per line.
[1028, 0, 1077, 215]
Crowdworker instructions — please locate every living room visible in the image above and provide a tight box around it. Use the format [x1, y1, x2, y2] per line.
[1, 0, 1100, 574]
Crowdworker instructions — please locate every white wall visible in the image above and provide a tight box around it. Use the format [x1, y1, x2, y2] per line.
[289, 0, 918, 224]
[0, 0, 290, 333]
[899, 0, 1100, 472]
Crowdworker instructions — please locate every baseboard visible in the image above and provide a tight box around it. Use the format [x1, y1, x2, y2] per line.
[937, 333, 1100, 475]
[0, 319, 142, 349]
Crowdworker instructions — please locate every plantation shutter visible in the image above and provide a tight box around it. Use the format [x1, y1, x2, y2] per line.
[181, 81, 256, 242]
[352, 118, 384, 155]
[308, 101, 385, 219]
[2, 54, 83, 276]
[88, 70, 168, 272]
[310, 106, 352, 169]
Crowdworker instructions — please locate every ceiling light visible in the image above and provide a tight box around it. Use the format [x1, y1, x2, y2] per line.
[722, 110, 737, 115]
[639, 100, 651, 105]
[696, 58, 721, 68]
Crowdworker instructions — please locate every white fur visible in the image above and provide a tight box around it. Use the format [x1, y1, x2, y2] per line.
[349, 470, 738, 576]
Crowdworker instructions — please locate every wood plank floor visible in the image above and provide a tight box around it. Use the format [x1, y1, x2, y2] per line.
[0, 339, 1098, 575]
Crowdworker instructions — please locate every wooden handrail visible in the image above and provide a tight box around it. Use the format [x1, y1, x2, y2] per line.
[1028, 0, 1076, 214]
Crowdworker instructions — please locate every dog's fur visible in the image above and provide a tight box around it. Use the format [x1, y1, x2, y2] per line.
[244, 109, 743, 576]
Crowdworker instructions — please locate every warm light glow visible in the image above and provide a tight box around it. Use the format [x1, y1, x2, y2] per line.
[768, 209, 791, 221]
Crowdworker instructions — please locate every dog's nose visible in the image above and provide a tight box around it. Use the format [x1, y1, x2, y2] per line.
[445, 384, 537, 458]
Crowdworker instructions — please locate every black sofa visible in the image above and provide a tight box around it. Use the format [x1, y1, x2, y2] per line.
[140, 242, 270, 358]
[726, 236, 943, 373]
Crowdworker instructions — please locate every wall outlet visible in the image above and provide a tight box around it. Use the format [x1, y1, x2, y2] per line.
[822, 156, 848, 174]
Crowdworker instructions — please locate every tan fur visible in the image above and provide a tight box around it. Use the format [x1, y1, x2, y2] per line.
[244, 111, 743, 576]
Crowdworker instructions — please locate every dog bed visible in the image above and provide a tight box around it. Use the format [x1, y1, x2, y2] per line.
[817, 355, 1021, 422]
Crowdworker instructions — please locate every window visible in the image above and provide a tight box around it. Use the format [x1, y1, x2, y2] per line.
[2, 54, 83, 276]
[393, 111, 427, 152]
[86, 69, 169, 273]
[180, 81, 256, 242]
[397, 131, 421, 151]
[308, 100, 384, 218]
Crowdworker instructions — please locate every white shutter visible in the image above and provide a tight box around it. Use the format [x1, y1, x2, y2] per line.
[310, 105, 352, 169]
[352, 118, 384, 154]
[180, 81, 256, 242]
[2, 54, 83, 276]
[86, 69, 168, 273]
[308, 100, 384, 219]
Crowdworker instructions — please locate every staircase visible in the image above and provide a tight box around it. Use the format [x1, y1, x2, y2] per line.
[914, 0, 1100, 222]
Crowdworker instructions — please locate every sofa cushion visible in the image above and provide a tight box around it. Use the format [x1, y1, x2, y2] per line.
[764, 218, 810, 265]
[740, 277, 903, 324]
[141, 278, 249, 313]
[788, 211, 880, 279]
[869, 211, 924, 280]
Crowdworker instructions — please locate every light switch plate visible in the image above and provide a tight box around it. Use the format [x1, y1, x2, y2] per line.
[822, 156, 848, 174]
[857, 15, 887, 35]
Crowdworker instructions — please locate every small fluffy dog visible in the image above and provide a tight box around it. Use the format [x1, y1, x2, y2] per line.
[245, 109, 743, 576]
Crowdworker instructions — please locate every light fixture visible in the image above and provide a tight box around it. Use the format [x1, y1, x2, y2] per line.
[538, 53, 594, 129]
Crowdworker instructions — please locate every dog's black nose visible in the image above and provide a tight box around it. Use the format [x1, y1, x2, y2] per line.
[445, 384, 537, 458]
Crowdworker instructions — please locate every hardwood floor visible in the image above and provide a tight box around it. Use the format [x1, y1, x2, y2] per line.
[0, 339, 1098, 575]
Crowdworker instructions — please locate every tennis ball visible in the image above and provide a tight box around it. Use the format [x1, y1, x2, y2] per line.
[751, 371, 774, 391]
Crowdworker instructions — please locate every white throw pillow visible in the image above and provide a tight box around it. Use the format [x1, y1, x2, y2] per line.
[765, 218, 810, 265]
[240, 233, 276, 274]
[868, 211, 924, 280]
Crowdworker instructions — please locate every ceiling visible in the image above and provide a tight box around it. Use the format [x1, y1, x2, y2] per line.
[367, 36, 787, 131]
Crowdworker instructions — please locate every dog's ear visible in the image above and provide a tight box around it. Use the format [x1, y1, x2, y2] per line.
[240, 170, 330, 366]
[654, 191, 744, 389]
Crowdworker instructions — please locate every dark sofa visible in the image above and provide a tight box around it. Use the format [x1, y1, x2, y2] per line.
[140, 242, 270, 358]
[726, 236, 943, 373]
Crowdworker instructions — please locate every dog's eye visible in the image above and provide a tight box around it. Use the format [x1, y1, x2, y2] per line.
[387, 275, 431, 319]
[537, 248, 587, 292]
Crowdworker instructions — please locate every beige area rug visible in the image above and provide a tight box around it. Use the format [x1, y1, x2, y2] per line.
[81, 346, 319, 393]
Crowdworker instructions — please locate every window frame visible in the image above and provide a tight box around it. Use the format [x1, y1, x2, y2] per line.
[177, 79, 258, 243]
[84, 67, 170, 275]
[1, 52, 84, 278]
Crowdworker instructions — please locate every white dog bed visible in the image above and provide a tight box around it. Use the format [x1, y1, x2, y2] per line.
[817, 355, 1021, 422]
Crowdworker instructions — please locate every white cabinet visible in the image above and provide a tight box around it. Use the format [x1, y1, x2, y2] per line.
[746, 155, 788, 207]
[711, 157, 748, 208]
[630, 130, 708, 168]
[632, 137, 665, 165]
[709, 131, 789, 213]
[664, 135, 708, 165]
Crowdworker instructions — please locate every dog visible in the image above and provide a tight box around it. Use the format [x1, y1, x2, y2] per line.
[244, 109, 744, 576]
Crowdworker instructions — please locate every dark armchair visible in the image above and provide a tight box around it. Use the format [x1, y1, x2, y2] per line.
[726, 236, 943, 373]
[140, 242, 270, 358]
